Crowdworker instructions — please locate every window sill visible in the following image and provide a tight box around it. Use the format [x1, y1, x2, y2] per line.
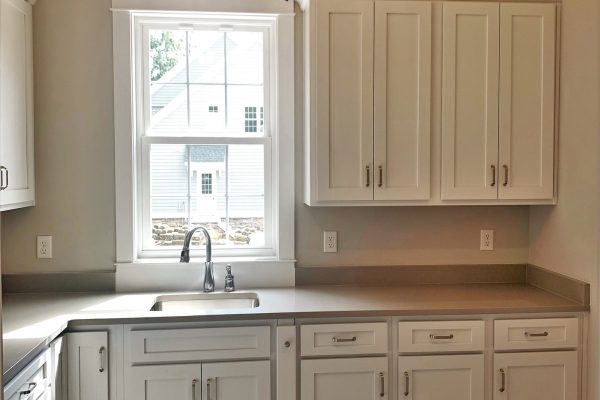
[115, 257, 295, 292]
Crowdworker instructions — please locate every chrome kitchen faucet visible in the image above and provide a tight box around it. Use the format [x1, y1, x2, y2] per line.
[180, 226, 214, 292]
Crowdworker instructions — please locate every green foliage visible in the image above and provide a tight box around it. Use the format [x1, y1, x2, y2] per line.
[150, 32, 184, 82]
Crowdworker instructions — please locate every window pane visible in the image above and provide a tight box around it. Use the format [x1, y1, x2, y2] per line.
[226, 31, 264, 84]
[227, 86, 264, 135]
[149, 30, 187, 83]
[149, 143, 265, 248]
[150, 84, 188, 135]
[189, 85, 226, 133]
[189, 31, 225, 84]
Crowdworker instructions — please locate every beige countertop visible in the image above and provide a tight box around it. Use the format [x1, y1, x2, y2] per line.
[2, 283, 589, 383]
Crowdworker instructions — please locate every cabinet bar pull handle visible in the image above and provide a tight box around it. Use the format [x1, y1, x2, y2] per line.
[0, 166, 7, 190]
[525, 331, 549, 337]
[429, 333, 454, 340]
[19, 382, 37, 396]
[192, 379, 198, 400]
[366, 166, 370, 187]
[503, 164, 508, 186]
[378, 166, 383, 187]
[206, 378, 212, 400]
[379, 372, 385, 397]
[98, 346, 106, 372]
[499, 368, 506, 392]
[332, 336, 357, 343]
[491, 165, 496, 187]
[403, 371, 409, 396]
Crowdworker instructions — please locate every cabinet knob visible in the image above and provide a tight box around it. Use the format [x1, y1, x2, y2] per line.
[284, 340, 291, 348]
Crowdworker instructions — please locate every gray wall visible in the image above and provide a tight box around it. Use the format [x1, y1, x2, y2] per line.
[0, 0, 531, 273]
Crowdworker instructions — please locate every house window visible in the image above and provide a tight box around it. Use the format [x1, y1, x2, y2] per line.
[136, 16, 273, 257]
[201, 173, 213, 194]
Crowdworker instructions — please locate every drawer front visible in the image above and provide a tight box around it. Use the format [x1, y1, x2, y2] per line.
[301, 323, 388, 356]
[494, 318, 579, 350]
[398, 320, 485, 353]
[129, 326, 270, 364]
[4, 350, 51, 400]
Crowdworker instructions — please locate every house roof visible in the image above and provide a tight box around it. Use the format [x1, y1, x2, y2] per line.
[190, 145, 226, 163]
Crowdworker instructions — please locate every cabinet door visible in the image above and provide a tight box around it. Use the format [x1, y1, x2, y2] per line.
[127, 364, 201, 400]
[493, 351, 577, 400]
[316, 0, 374, 201]
[374, 1, 431, 200]
[67, 332, 109, 400]
[498, 3, 555, 200]
[0, 0, 34, 209]
[398, 354, 483, 400]
[201, 360, 270, 400]
[441, 2, 499, 200]
[301, 357, 388, 400]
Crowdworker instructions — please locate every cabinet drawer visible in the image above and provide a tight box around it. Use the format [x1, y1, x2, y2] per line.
[494, 318, 579, 350]
[129, 326, 270, 364]
[4, 349, 51, 400]
[300, 323, 388, 356]
[398, 320, 485, 353]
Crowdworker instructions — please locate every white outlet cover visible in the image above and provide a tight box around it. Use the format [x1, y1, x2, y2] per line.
[37, 235, 53, 259]
[480, 230, 494, 251]
[323, 231, 337, 253]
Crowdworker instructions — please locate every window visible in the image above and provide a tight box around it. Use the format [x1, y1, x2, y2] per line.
[136, 15, 275, 257]
[113, 4, 294, 269]
[201, 173, 212, 194]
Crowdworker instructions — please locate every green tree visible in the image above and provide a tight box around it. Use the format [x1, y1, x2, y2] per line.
[150, 32, 184, 81]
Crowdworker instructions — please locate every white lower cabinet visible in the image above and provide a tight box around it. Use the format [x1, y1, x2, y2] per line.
[398, 354, 484, 400]
[493, 351, 578, 400]
[301, 357, 388, 400]
[66, 332, 109, 400]
[128, 361, 270, 400]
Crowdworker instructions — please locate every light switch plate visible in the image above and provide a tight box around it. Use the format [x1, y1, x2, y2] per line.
[37, 235, 52, 259]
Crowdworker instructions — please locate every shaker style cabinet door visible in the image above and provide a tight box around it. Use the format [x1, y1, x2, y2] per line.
[0, 0, 34, 210]
[374, 1, 431, 201]
[398, 354, 484, 400]
[127, 364, 201, 400]
[66, 332, 109, 400]
[493, 351, 577, 400]
[315, 0, 374, 201]
[301, 357, 388, 400]
[441, 2, 499, 200]
[498, 3, 556, 200]
[201, 361, 270, 400]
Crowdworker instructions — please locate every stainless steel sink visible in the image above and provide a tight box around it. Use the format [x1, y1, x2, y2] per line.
[151, 292, 260, 312]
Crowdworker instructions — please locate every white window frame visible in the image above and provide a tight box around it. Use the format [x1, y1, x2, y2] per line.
[112, 0, 295, 285]
[136, 16, 274, 259]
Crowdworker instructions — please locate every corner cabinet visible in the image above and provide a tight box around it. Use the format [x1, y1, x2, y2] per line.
[304, 0, 432, 204]
[0, 0, 35, 211]
[303, 0, 558, 206]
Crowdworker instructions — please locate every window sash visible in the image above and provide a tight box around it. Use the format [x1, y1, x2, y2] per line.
[138, 135, 274, 259]
[139, 20, 272, 138]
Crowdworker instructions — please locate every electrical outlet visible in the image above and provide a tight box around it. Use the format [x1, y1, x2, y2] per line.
[323, 231, 337, 253]
[480, 230, 494, 251]
[37, 236, 52, 259]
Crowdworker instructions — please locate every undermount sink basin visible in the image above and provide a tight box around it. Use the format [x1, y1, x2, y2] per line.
[151, 292, 260, 312]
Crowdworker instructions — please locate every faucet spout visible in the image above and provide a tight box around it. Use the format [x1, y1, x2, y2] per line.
[180, 226, 214, 292]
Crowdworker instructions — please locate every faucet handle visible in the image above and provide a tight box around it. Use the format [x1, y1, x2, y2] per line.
[224, 264, 235, 292]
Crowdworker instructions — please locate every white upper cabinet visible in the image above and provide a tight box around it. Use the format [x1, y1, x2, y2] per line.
[305, 0, 557, 205]
[315, 0, 374, 201]
[374, 1, 431, 201]
[0, 0, 34, 211]
[441, 2, 500, 200]
[498, 3, 556, 200]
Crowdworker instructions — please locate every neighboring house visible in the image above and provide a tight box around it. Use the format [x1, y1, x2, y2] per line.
[149, 31, 265, 223]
